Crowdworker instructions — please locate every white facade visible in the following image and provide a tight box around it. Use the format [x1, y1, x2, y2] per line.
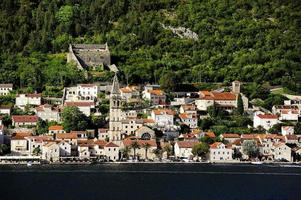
[0, 84, 13, 96]
[36, 105, 60, 122]
[209, 142, 233, 162]
[195, 99, 214, 111]
[273, 143, 291, 162]
[16, 94, 41, 107]
[104, 142, 119, 161]
[59, 141, 72, 157]
[122, 119, 143, 136]
[77, 84, 99, 100]
[11, 139, 29, 155]
[0, 107, 11, 115]
[174, 141, 197, 158]
[253, 114, 279, 130]
[151, 109, 174, 127]
[179, 113, 198, 129]
[142, 89, 166, 105]
[281, 126, 294, 136]
[42, 142, 60, 162]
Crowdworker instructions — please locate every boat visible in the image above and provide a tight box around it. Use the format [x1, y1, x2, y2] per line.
[251, 161, 263, 165]
[27, 161, 32, 167]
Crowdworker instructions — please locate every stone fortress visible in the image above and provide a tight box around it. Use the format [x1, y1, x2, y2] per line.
[67, 43, 118, 73]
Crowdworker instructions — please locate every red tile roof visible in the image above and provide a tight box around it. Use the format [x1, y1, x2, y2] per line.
[205, 132, 216, 138]
[176, 141, 198, 148]
[123, 139, 157, 147]
[149, 89, 164, 96]
[221, 133, 240, 138]
[105, 142, 119, 147]
[79, 84, 97, 87]
[49, 125, 64, 131]
[11, 132, 32, 140]
[211, 92, 236, 100]
[12, 115, 38, 123]
[56, 133, 78, 140]
[65, 102, 95, 107]
[153, 109, 175, 116]
[257, 114, 278, 119]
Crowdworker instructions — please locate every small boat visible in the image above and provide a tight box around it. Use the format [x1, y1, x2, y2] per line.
[251, 161, 263, 165]
[27, 161, 32, 167]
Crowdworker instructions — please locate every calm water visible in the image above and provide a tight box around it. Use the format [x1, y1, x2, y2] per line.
[0, 163, 300, 200]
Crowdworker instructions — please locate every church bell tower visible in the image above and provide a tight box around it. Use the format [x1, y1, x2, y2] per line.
[108, 73, 123, 141]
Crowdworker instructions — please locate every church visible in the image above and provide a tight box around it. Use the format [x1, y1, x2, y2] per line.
[107, 73, 156, 143]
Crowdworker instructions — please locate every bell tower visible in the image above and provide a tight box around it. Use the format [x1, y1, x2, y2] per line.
[108, 73, 123, 141]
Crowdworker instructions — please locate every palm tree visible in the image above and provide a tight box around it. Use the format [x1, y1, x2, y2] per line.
[152, 148, 163, 161]
[163, 144, 172, 159]
[142, 142, 151, 160]
[120, 146, 131, 160]
[130, 140, 140, 160]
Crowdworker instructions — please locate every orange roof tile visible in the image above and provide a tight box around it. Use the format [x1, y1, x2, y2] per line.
[49, 125, 63, 131]
[257, 114, 278, 119]
[176, 141, 198, 148]
[149, 89, 164, 96]
[153, 109, 175, 116]
[12, 115, 38, 123]
[56, 133, 78, 140]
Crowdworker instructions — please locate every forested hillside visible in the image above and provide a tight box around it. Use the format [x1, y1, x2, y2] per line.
[0, 0, 300, 92]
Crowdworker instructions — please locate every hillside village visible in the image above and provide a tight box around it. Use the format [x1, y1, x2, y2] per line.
[0, 43, 301, 164]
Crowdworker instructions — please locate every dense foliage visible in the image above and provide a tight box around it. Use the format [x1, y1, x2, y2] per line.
[0, 0, 300, 92]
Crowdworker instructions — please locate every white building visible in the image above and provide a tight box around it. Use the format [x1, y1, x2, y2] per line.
[77, 84, 99, 101]
[104, 142, 119, 161]
[12, 115, 39, 127]
[273, 143, 291, 162]
[174, 141, 198, 159]
[58, 140, 72, 157]
[0, 105, 11, 115]
[26, 135, 52, 155]
[281, 126, 294, 136]
[120, 86, 140, 102]
[178, 113, 198, 129]
[10, 132, 32, 155]
[16, 93, 42, 108]
[209, 142, 233, 162]
[253, 113, 279, 130]
[42, 142, 60, 162]
[64, 101, 95, 116]
[36, 104, 60, 122]
[121, 119, 144, 136]
[0, 84, 13, 96]
[151, 109, 175, 127]
[48, 125, 65, 135]
[272, 105, 299, 121]
[142, 89, 166, 105]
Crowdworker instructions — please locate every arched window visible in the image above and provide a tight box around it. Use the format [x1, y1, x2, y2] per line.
[141, 132, 151, 140]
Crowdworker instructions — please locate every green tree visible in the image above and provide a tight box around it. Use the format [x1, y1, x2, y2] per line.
[0, 144, 10, 155]
[36, 119, 48, 135]
[242, 140, 259, 159]
[159, 71, 178, 92]
[120, 146, 131, 160]
[163, 144, 172, 159]
[32, 147, 41, 156]
[295, 122, 301, 135]
[237, 93, 244, 115]
[61, 106, 88, 132]
[192, 142, 209, 159]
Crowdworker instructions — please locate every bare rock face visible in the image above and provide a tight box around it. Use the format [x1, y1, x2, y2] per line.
[161, 24, 199, 41]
